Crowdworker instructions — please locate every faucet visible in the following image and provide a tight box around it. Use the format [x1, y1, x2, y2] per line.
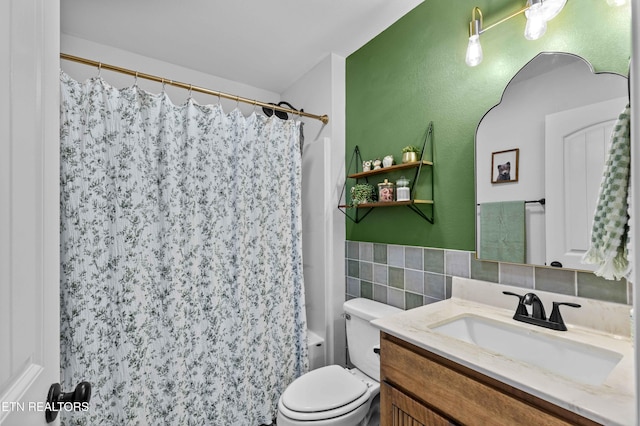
[522, 293, 546, 320]
[503, 291, 581, 331]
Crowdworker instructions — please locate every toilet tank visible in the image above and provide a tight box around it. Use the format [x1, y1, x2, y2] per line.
[343, 298, 401, 381]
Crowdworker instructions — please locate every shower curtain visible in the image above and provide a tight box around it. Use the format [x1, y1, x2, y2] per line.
[59, 71, 308, 425]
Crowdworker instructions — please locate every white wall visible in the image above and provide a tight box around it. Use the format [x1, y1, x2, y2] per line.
[61, 34, 280, 115]
[282, 53, 347, 367]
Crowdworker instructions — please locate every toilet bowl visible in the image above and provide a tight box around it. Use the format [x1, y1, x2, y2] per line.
[277, 366, 378, 426]
[276, 299, 401, 426]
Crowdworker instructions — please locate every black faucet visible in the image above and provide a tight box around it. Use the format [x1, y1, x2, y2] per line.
[503, 291, 581, 331]
[523, 293, 546, 320]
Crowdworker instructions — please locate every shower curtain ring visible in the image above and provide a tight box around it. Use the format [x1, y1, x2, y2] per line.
[161, 78, 166, 92]
[188, 84, 193, 98]
[97, 62, 102, 77]
[134, 71, 139, 86]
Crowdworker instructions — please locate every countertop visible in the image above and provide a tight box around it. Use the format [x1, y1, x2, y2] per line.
[371, 277, 635, 426]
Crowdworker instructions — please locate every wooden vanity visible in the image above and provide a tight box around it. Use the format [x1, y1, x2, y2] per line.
[380, 332, 601, 426]
[372, 278, 634, 425]
[371, 277, 636, 426]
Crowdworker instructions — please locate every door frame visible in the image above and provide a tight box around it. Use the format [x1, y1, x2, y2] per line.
[0, 0, 60, 424]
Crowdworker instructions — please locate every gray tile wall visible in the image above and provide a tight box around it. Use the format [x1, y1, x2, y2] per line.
[345, 241, 631, 310]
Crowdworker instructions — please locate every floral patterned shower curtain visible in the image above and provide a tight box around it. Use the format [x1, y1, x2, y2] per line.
[59, 71, 308, 425]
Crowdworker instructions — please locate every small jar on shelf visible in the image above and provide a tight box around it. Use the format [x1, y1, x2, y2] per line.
[396, 176, 410, 201]
[378, 179, 395, 202]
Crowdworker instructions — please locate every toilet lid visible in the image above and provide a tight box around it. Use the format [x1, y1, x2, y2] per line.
[281, 365, 368, 413]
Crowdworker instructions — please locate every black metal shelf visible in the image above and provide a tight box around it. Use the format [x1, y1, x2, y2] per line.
[338, 121, 434, 224]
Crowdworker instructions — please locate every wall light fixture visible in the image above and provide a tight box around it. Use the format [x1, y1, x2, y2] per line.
[465, 0, 566, 67]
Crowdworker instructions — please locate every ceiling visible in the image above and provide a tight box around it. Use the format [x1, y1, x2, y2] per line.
[61, 0, 424, 93]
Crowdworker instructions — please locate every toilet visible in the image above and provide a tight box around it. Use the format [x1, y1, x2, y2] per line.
[277, 298, 401, 426]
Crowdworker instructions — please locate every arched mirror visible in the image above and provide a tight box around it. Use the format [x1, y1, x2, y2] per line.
[475, 52, 628, 270]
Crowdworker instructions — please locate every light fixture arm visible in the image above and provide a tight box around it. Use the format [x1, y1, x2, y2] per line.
[470, 0, 543, 35]
[469, 7, 483, 37]
[481, 4, 529, 33]
[465, 0, 556, 66]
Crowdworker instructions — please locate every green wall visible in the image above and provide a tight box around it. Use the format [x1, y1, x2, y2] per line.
[345, 0, 630, 250]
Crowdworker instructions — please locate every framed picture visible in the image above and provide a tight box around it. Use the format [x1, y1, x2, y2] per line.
[491, 148, 519, 184]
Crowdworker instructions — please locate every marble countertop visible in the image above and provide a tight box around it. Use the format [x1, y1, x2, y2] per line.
[372, 277, 635, 426]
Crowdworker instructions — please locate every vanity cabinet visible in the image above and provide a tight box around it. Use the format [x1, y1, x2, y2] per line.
[338, 122, 434, 224]
[381, 382, 456, 426]
[380, 332, 601, 426]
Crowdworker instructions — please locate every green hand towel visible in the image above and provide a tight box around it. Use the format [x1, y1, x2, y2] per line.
[479, 201, 526, 264]
[583, 104, 631, 280]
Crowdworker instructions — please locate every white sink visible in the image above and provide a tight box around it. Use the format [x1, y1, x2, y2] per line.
[431, 314, 623, 386]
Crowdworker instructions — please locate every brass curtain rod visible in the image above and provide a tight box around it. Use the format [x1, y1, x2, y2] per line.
[60, 53, 330, 125]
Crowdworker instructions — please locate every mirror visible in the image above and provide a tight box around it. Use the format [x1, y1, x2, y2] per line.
[475, 52, 628, 270]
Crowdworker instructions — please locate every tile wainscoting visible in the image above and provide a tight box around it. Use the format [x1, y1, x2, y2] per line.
[345, 241, 632, 310]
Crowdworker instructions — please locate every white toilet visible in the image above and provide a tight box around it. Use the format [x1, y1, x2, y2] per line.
[277, 298, 401, 426]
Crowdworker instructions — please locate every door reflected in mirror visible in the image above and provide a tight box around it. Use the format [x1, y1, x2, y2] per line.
[475, 52, 628, 270]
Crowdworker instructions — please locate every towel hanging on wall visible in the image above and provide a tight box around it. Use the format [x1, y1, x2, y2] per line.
[479, 201, 526, 264]
[583, 104, 632, 280]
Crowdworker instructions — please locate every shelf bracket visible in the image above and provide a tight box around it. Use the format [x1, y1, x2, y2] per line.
[408, 122, 434, 223]
[344, 206, 375, 224]
[406, 203, 434, 224]
[411, 121, 434, 204]
[338, 145, 367, 223]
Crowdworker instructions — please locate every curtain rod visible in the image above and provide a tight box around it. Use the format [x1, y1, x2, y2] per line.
[60, 53, 329, 125]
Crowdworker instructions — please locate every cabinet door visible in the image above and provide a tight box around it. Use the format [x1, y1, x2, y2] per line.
[381, 382, 457, 426]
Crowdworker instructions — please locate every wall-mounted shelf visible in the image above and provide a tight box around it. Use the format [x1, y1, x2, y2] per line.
[338, 122, 434, 224]
[339, 200, 434, 209]
[347, 161, 433, 179]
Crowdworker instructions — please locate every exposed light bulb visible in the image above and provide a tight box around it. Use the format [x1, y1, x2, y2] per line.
[528, 0, 542, 11]
[524, 14, 547, 40]
[465, 35, 483, 67]
[528, 0, 567, 21]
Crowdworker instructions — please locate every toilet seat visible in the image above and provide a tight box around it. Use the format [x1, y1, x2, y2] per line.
[279, 365, 371, 421]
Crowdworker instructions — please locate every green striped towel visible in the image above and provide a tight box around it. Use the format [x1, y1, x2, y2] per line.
[583, 104, 631, 280]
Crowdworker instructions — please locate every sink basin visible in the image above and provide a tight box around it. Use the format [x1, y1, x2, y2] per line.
[431, 315, 623, 386]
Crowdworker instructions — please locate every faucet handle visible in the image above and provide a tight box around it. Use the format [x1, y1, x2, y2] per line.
[502, 291, 528, 316]
[549, 302, 581, 331]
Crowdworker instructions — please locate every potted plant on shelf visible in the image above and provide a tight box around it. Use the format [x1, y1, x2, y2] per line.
[350, 183, 375, 205]
[401, 145, 421, 163]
